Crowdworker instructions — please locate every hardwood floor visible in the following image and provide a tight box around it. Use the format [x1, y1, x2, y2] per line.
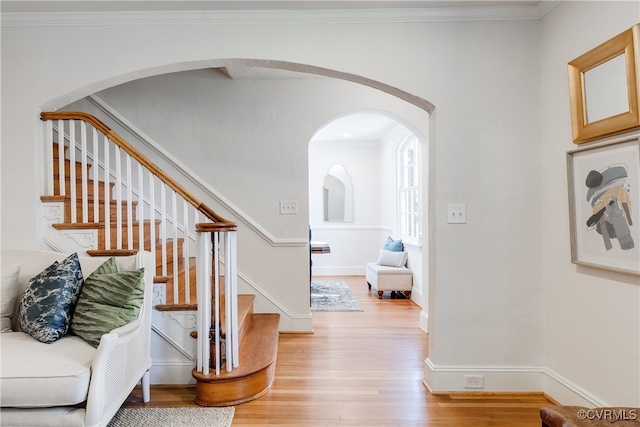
[122, 275, 552, 426]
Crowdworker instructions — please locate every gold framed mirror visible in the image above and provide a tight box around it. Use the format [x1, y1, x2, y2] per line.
[568, 24, 640, 144]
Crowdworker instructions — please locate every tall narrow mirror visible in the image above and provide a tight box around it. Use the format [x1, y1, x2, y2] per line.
[323, 165, 353, 222]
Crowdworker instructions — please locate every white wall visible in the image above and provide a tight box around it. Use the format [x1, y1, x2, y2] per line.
[421, 19, 544, 391]
[539, 1, 640, 406]
[2, 2, 636, 403]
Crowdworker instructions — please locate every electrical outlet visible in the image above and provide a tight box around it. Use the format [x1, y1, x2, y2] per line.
[279, 201, 298, 215]
[464, 375, 484, 389]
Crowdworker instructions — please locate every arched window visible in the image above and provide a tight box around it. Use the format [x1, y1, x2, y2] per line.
[397, 135, 420, 244]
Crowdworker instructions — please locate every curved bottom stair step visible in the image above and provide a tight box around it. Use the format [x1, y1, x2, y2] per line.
[192, 313, 280, 407]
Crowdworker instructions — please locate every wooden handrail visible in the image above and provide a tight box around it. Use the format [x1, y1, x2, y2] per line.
[41, 111, 235, 226]
[195, 223, 238, 233]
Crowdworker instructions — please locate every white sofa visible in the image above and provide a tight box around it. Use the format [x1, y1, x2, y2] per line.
[0, 250, 154, 427]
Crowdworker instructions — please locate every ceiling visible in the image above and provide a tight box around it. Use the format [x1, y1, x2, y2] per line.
[311, 113, 401, 143]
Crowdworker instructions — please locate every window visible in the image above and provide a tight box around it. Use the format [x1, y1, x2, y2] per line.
[397, 135, 420, 244]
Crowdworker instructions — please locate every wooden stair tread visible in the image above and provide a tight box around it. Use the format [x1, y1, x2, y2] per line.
[52, 219, 161, 229]
[52, 222, 101, 230]
[87, 249, 138, 256]
[194, 313, 279, 381]
[155, 303, 198, 311]
[230, 313, 279, 375]
[156, 294, 254, 317]
[183, 294, 255, 340]
[41, 195, 139, 206]
[192, 313, 280, 406]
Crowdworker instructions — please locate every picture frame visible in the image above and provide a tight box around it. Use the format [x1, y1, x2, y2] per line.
[567, 137, 640, 275]
[568, 24, 640, 144]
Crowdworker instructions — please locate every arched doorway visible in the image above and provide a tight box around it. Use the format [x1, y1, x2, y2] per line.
[50, 59, 434, 334]
[308, 110, 429, 322]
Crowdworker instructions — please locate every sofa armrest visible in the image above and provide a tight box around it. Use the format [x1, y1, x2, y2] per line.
[83, 251, 154, 427]
[108, 318, 142, 337]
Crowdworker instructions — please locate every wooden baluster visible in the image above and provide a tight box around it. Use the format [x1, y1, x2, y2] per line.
[171, 191, 178, 304]
[115, 145, 123, 249]
[69, 120, 77, 223]
[103, 135, 111, 250]
[57, 120, 66, 197]
[148, 172, 156, 262]
[160, 182, 167, 277]
[92, 128, 99, 223]
[227, 231, 239, 369]
[45, 120, 54, 195]
[80, 121, 88, 223]
[126, 154, 133, 250]
[183, 200, 191, 305]
[138, 163, 144, 252]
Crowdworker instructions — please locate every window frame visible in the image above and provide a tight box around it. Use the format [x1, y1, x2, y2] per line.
[396, 134, 421, 246]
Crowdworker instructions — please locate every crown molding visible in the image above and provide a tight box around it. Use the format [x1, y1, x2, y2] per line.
[2, 3, 561, 26]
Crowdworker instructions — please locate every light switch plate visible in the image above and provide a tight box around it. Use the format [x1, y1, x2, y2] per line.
[280, 201, 298, 215]
[447, 204, 467, 224]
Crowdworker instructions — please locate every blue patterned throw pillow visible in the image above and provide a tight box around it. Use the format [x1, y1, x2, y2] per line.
[382, 237, 404, 252]
[18, 253, 84, 343]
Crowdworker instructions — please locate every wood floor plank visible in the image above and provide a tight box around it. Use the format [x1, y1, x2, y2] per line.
[121, 275, 552, 426]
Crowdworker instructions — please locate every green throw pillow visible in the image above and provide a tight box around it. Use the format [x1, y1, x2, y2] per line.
[90, 256, 122, 276]
[70, 260, 145, 348]
[18, 253, 84, 343]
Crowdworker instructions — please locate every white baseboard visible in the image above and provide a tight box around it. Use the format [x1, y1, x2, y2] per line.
[423, 359, 609, 406]
[149, 361, 196, 385]
[419, 311, 428, 333]
[280, 314, 313, 332]
[540, 366, 608, 406]
[424, 358, 542, 393]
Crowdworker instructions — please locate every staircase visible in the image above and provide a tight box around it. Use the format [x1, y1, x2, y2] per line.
[40, 112, 279, 406]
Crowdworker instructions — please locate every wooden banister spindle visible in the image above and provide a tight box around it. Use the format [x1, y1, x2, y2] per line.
[161, 181, 168, 277]
[171, 191, 178, 304]
[80, 121, 89, 223]
[69, 120, 77, 223]
[183, 200, 191, 304]
[149, 171, 156, 257]
[115, 145, 123, 248]
[213, 231, 221, 375]
[126, 154, 133, 250]
[103, 135, 111, 250]
[45, 120, 54, 195]
[137, 163, 144, 252]
[92, 128, 99, 223]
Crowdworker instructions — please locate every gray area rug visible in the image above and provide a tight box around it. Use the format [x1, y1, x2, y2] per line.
[311, 280, 363, 311]
[108, 407, 234, 427]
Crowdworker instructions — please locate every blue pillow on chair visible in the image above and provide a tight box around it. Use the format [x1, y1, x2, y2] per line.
[382, 237, 404, 252]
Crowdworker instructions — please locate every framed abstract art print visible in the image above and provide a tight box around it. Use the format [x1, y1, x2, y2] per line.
[567, 137, 640, 275]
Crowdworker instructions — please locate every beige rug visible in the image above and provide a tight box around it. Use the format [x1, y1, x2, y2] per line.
[108, 406, 235, 427]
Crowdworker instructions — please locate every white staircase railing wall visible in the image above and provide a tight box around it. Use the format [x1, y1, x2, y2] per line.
[41, 112, 239, 378]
